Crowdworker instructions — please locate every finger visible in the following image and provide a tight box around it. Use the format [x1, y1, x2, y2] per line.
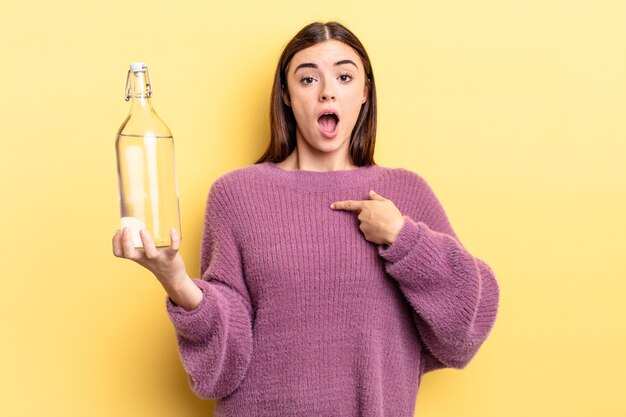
[330, 200, 366, 211]
[112, 230, 124, 257]
[169, 228, 181, 252]
[121, 227, 142, 261]
[139, 229, 158, 259]
[369, 190, 386, 201]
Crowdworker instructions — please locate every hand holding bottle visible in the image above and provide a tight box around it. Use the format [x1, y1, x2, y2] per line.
[112, 227, 202, 311]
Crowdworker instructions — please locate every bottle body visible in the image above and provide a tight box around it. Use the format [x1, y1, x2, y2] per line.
[116, 63, 181, 248]
[116, 133, 181, 247]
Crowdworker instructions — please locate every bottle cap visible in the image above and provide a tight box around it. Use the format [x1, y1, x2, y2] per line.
[129, 62, 147, 72]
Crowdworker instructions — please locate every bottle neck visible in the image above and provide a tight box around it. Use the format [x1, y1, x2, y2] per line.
[130, 95, 155, 112]
[119, 65, 172, 137]
[126, 70, 153, 108]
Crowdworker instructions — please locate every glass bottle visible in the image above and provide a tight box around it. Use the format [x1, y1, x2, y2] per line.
[115, 62, 181, 248]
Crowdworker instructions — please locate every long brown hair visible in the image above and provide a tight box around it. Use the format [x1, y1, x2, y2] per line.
[255, 21, 377, 166]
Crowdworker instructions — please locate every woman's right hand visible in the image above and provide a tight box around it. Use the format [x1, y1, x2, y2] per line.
[112, 227, 203, 310]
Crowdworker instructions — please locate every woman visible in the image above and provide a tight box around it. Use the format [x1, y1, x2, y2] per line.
[113, 21, 499, 416]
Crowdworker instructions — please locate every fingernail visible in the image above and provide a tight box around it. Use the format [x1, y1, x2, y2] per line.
[330, 203, 335, 209]
[369, 190, 375, 195]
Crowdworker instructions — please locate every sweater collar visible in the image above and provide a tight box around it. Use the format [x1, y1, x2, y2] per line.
[259, 161, 384, 190]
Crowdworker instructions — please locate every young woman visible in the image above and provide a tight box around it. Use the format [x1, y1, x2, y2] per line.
[113, 21, 499, 417]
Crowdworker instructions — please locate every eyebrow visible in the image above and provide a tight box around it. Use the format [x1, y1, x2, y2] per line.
[293, 59, 359, 74]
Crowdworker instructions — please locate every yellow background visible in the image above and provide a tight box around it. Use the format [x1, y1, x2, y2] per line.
[1, 0, 624, 416]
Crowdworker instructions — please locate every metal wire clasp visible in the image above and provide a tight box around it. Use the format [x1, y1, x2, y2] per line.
[125, 64, 153, 101]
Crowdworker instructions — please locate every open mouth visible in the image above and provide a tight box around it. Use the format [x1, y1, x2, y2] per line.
[317, 112, 340, 136]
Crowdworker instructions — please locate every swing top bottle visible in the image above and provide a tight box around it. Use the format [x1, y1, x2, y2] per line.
[115, 62, 181, 248]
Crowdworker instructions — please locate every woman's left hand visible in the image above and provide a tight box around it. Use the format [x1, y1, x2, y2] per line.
[331, 190, 405, 245]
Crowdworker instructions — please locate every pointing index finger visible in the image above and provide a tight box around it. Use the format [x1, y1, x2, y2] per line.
[330, 200, 366, 211]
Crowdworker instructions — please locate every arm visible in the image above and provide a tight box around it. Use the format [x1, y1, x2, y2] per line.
[112, 219, 202, 312]
[166, 179, 253, 399]
[378, 178, 499, 373]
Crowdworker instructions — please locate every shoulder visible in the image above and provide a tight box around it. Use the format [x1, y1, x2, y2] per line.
[207, 164, 263, 199]
[378, 165, 453, 232]
[213, 164, 260, 188]
[200, 165, 260, 222]
[382, 166, 423, 181]
[379, 165, 434, 196]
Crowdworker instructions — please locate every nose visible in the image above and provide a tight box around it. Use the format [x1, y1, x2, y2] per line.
[319, 81, 335, 102]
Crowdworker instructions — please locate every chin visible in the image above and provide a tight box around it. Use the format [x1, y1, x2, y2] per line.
[299, 129, 349, 153]
[320, 133, 345, 144]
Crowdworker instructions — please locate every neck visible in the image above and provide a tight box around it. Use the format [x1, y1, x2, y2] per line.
[279, 147, 356, 172]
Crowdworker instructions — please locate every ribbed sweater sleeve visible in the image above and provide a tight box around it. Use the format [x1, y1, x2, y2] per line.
[166, 178, 253, 399]
[378, 173, 499, 373]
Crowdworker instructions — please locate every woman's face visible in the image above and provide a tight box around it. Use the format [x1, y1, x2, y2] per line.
[283, 40, 369, 158]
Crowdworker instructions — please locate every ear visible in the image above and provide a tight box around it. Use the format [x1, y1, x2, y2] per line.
[281, 85, 291, 107]
[362, 81, 369, 104]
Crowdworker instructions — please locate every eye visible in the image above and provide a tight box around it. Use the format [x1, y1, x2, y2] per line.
[300, 76, 316, 86]
[338, 73, 353, 83]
